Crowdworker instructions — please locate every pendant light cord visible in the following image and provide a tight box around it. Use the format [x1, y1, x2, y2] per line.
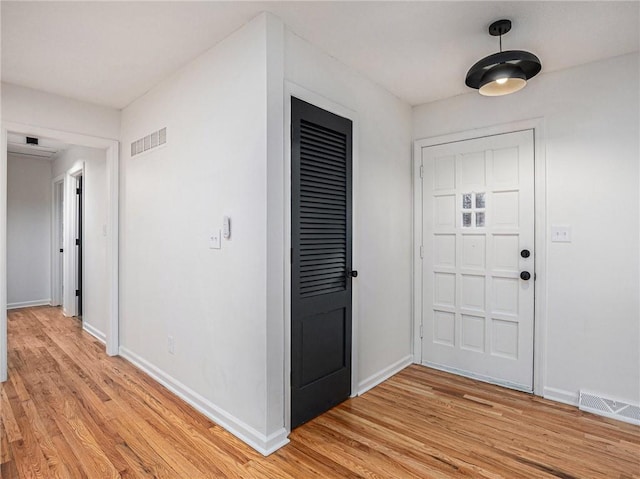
[499, 34, 502, 52]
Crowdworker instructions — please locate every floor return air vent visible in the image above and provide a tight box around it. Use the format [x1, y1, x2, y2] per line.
[579, 391, 640, 426]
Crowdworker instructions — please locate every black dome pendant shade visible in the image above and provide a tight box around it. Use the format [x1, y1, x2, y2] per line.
[466, 19, 542, 96]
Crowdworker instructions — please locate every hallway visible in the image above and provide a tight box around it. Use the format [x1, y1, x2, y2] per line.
[1, 307, 638, 478]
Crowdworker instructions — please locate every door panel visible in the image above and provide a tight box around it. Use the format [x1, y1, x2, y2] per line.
[421, 130, 534, 391]
[291, 97, 353, 428]
[300, 308, 346, 385]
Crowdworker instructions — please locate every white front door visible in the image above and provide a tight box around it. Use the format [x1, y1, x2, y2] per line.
[420, 130, 535, 391]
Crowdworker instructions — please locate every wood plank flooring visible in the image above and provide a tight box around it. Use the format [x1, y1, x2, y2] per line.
[1, 306, 639, 478]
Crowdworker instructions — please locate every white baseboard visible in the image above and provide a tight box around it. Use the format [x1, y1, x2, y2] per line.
[118, 346, 289, 456]
[543, 386, 579, 406]
[7, 299, 51, 310]
[83, 323, 106, 344]
[358, 354, 413, 396]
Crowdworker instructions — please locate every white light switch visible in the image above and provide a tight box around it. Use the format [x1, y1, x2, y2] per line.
[551, 225, 571, 243]
[223, 215, 231, 239]
[209, 229, 221, 249]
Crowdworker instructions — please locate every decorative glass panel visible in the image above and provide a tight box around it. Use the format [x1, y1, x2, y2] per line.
[462, 193, 472, 209]
[461, 192, 487, 229]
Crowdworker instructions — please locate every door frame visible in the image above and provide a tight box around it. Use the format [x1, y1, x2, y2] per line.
[413, 118, 547, 396]
[1, 122, 119, 382]
[284, 82, 360, 432]
[51, 174, 65, 307]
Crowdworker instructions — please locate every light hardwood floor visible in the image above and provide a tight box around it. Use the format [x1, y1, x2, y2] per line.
[1, 306, 639, 478]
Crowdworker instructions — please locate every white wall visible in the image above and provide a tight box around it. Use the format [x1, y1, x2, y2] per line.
[7, 154, 52, 308]
[119, 14, 279, 452]
[119, 13, 413, 453]
[413, 53, 640, 405]
[284, 29, 414, 392]
[1, 83, 120, 140]
[53, 146, 108, 340]
[265, 14, 286, 436]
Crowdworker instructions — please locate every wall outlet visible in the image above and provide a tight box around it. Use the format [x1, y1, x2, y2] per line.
[551, 225, 572, 243]
[209, 229, 221, 249]
[168, 336, 175, 355]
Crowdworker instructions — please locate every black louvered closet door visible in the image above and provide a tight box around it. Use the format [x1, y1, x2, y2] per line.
[291, 97, 353, 428]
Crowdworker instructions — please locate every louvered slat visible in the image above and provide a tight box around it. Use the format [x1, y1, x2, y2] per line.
[299, 151, 347, 169]
[299, 119, 347, 297]
[301, 198, 345, 207]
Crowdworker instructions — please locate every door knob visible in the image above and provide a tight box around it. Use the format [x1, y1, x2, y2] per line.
[520, 271, 531, 281]
[520, 249, 531, 258]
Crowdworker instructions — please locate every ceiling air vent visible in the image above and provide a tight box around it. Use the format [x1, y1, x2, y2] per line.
[131, 127, 167, 157]
[7, 133, 61, 159]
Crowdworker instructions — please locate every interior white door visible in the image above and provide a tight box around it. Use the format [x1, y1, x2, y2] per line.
[52, 180, 64, 306]
[420, 130, 534, 391]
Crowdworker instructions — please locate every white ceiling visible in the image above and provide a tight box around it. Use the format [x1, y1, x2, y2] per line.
[2, 2, 638, 109]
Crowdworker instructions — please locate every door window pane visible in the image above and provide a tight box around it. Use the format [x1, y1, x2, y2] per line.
[461, 192, 486, 229]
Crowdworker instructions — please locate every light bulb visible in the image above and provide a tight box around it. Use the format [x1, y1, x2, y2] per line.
[496, 77, 509, 85]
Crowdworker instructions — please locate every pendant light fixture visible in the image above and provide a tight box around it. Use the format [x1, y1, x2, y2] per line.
[465, 19, 541, 96]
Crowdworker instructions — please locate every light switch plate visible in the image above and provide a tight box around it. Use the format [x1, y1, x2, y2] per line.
[223, 216, 231, 239]
[209, 229, 221, 249]
[551, 225, 571, 243]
